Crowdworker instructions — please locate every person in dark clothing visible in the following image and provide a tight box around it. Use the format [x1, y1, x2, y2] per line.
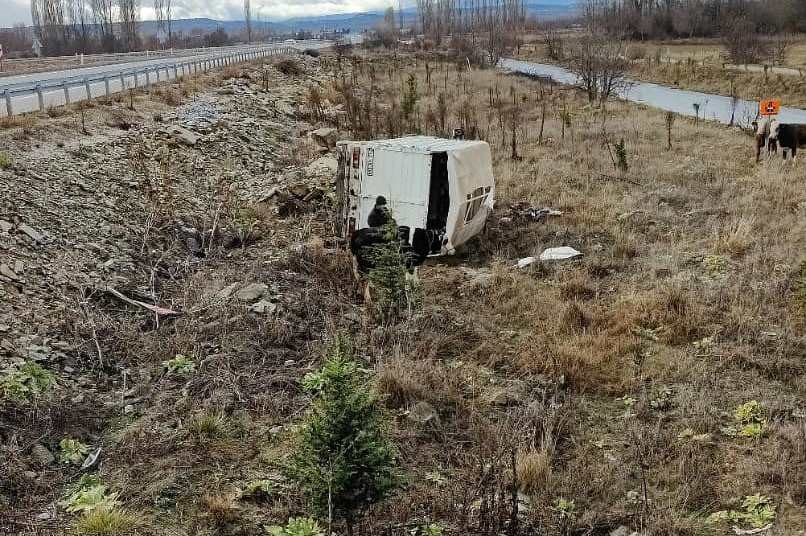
[367, 196, 393, 227]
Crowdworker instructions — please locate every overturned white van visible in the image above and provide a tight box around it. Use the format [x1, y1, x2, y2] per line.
[336, 136, 495, 255]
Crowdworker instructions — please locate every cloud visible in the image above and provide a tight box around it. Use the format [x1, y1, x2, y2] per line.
[4, 0, 31, 26]
[1, 0, 398, 27]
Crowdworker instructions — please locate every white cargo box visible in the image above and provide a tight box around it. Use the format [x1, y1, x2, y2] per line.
[336, 136, 495, 255]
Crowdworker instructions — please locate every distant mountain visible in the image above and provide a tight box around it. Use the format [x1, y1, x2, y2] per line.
[278, 2, 576, 31]
[139, 18, 290, 37]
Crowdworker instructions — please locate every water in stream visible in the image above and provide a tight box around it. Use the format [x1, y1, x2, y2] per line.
[500, 58, 806, 126]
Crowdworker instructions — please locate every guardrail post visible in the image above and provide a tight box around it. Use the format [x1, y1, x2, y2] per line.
[133, 71, 139, 89]
[84, 78, 92, 100]
[62, 82, 71, 105]
[173, 65, 178, 79]
[36, 85, 45, 112]
[145, 70, 150, 88]
[120, 72, 126, 91]
[104, 76, 111, 96]
[4, 89, 13, 117]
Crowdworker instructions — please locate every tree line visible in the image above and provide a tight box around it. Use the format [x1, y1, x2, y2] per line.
[19, 0, 256, 57]
[409, 0, 531, 64]
[580, 0, 806, 40]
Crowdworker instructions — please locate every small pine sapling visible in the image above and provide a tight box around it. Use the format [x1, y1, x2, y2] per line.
[288, 335, 398, 536]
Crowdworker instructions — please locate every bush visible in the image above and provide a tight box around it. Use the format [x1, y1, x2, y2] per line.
[288, 335, 398, 533]
[722, 16, 766, 64]
[367, 225, 421, 319]
[72, 507, 138, 535]
[0, 152, 11, 170]
[626, 44, 647, 60]
[267, 517, 324, 536]
[1, 361, 55, 401]
[276, 58, 302, 76]
[303, 48, 320, 58]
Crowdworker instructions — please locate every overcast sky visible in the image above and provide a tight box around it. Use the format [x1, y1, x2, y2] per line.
[2, 0, 400, 27]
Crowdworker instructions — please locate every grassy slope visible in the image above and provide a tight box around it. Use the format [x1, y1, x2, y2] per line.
[3, 51, 806, 536]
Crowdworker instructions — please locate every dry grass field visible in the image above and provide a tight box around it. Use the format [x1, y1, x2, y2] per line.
[2, 49, 806, 536]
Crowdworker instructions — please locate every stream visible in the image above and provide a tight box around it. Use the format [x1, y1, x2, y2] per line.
[500, 58, 806, 126]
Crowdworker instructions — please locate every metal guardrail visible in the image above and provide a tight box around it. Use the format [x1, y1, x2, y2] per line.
[0, 45, 296, 117]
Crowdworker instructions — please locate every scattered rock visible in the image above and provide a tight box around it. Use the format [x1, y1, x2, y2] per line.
[18, 223, 44, 243]
[31, 444, 55, 466]
[165, 125, 201, 146]
[309, 127, 338, 149]
[236, 283, 269, 302]
[408, 401, 440, 426]
[248, 299, 277, 314]
[0, 264, 18, 281]
[217, 283, 239, 300]
[306, 154, 338, 176]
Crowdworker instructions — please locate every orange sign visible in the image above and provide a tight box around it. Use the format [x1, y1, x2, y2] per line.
[760, 99, 781, 116]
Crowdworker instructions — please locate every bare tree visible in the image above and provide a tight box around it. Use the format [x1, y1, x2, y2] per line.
[543, 26, 565, 60]
[566, 32, 630, 103]
[769, 33, 795, 66]
[31, 0, 66, 55]
[117, 0, 141, 52]
[721, 15, 765, 64]
[244, 0, 252, 43]
[154, 0, 173, 48]
[91, 0, 115, 51]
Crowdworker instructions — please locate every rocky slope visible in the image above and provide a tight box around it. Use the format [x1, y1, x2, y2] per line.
[0, 53, 351, 534]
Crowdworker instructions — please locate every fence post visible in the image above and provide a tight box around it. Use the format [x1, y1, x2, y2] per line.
[84, 78, 92, 100]
[63, 82, 71, 105]
[4, 89, 13, 117]
[36, 85, 44, 112]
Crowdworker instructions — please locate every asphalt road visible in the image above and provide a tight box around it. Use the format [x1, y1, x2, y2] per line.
[0, 40, 331, 116]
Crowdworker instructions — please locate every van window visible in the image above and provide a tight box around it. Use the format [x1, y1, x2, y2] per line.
[463, 186, 491, 223]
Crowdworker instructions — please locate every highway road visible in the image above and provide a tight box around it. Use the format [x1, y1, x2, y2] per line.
[0, 40, 331, 117]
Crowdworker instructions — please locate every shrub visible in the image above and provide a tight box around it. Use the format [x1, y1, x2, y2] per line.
[794, 261, 806, 316]
[517, 449, 550, 494]
[401, 73, 419, 120]
[60, 438, 90, 465]
[303, 48, 320, 58]
[367, 223, 421, 319]
[707, 494, 776, 530]
[1, 361, 55, 401]
[614, 138, 628, 173]
[276, 59, 302, 76]
[288, 335, 398, 533]
[60, 475, 120, 514]
[162, 354, 195, 375]
[72, 507, 138, 535]
[187, 411, 226, 440]
[723, 400, 767, 438]
[626, 45, 647, 60]
[267, 517, 324, 536]
[0, 152, 11, 170]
